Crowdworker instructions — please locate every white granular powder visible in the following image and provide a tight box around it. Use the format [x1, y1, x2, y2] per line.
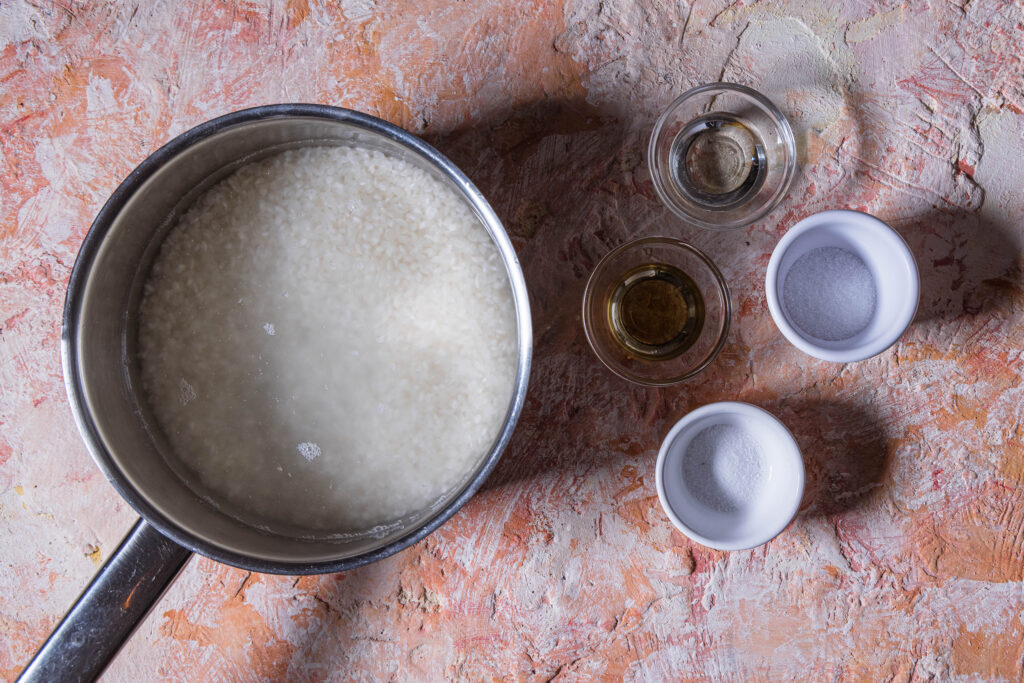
[138, 146, 518, 531]
[683, 423, 765, 513]
[297, 442, 321, 462]
[781, 246, 877, 342]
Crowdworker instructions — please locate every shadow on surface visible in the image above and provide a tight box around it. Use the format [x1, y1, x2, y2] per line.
[761, 398, 892, 516]
[894, 206, 1023, 326]
[419, 94, 652, 495]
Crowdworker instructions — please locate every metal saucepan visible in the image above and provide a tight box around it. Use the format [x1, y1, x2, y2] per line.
[20, 105, 532, 681]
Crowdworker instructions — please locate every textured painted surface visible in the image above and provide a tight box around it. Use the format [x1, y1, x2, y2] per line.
[2, 0, 1023, 680]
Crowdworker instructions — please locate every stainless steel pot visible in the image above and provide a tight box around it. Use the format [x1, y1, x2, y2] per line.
[20, 105, 532, 681]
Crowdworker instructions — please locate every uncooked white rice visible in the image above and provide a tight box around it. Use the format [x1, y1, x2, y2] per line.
[138, 146, 517, 531]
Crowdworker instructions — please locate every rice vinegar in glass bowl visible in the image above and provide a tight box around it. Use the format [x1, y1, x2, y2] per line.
[649, 82, 796, 231]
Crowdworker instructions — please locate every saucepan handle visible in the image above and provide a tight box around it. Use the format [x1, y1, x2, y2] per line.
[17, 518, 192, 683]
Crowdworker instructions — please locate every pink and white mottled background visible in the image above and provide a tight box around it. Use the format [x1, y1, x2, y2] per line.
[2, 0, 1023, 680]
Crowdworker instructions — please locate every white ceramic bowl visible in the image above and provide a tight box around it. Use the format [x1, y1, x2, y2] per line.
[765, 210, 919, 362]
[656, 402, 804, 551]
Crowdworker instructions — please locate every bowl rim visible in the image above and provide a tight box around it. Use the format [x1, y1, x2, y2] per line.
[647, 81, 797, 231]
[581, 236, 732, 386]
[764, 209, 920, 363]
[655, 401, 805, 551]
[61, 104, 533, 574]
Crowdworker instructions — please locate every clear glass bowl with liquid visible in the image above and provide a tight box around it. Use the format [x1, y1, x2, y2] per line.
[648, 83, 796, 230]
[582, 237, 731, 386]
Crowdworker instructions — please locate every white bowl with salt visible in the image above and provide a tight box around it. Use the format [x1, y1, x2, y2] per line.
[656, 402, 804, 551]
[765, 209, 919, 362]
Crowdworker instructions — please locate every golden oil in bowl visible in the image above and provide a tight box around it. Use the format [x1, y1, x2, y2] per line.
[582, 237, 730, 385]
[607, 263, 706, 360]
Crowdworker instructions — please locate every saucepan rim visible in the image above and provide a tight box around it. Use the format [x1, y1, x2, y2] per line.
[60, 104, 533, 574]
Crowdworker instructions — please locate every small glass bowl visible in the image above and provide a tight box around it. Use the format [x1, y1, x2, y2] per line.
[582, 237, 731, 386]
[648, 82, 796, 230]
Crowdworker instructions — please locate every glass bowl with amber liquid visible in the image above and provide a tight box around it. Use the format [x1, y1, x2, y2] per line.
[582, 237, 731, 385]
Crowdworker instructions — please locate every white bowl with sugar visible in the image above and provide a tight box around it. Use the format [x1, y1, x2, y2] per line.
[656, 402, 804, 551]
[765, 210, 919, 362]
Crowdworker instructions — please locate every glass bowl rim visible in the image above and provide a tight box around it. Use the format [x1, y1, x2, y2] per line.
[581, 236, 732, 386]
[647, 81, 797, 231]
